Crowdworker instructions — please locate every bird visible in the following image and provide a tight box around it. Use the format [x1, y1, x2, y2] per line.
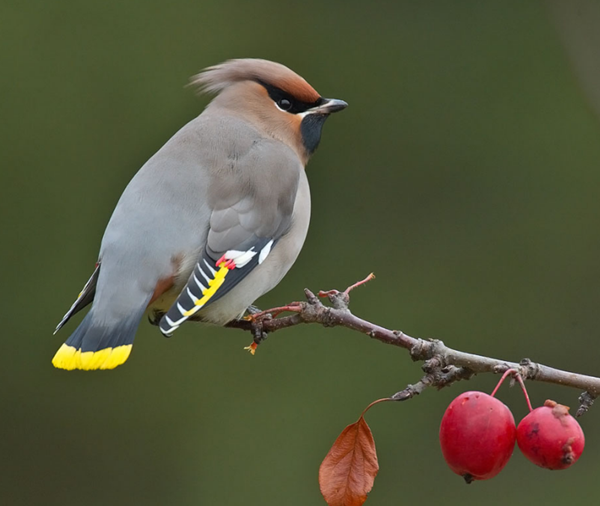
[52, 58, 347, 371]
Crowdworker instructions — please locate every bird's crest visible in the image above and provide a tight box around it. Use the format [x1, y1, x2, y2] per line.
[190, 58, 320, 103]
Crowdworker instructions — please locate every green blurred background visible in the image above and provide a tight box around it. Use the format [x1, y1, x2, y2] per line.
[2, 1, 600, 505]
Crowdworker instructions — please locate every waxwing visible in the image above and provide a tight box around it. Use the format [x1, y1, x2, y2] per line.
[52, 58, 347, 370]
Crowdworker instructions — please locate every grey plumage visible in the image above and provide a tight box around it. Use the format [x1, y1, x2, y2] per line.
[53, 58, 346, 370]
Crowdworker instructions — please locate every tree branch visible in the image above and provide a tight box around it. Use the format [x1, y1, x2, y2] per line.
[228, 275, 600, 416]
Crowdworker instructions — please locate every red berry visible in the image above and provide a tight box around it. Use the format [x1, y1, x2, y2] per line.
[517, 399, 585, 470]
[440, 391, 516, 483]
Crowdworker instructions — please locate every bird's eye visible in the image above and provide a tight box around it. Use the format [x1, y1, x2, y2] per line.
[277, 98, 292, 111]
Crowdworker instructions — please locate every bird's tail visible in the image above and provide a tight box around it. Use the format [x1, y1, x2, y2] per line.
[52, 307, 146, 371]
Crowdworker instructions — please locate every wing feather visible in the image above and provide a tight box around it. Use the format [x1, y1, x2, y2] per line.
[158, 140, 302, 336]
[54, 262, 100, 334]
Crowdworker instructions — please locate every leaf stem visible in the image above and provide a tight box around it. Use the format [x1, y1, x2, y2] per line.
[361, 398, 392, 418]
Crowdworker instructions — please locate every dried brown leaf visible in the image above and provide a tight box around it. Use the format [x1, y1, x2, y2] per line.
[319, 416, 379, 506]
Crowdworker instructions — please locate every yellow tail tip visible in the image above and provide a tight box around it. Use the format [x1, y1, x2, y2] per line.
[52, 343, 132, 370]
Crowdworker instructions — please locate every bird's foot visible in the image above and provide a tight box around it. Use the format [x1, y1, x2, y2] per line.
[243, 305, 263, 320]
[148, 310, 166, 327]
[242, 302, 305, 354]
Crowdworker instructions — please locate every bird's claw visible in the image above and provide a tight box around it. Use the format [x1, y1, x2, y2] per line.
[148, 310, 165, 327]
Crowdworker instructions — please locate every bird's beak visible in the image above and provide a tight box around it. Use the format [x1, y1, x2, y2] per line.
[307, 98, 348, 115]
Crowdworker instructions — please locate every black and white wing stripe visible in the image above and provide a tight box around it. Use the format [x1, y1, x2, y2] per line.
[158, 238, 275, 336]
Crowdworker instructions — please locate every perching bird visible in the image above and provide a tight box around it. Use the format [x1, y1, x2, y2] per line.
[52, 58, 347, 371]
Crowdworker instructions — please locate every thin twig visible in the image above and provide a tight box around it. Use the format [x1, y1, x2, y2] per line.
[233, 275, 600, 415]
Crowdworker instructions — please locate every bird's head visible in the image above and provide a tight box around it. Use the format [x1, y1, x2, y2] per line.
[191, 58, 347, 163]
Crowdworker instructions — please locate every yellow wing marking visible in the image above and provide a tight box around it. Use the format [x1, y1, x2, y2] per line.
[183, 264, 230, 317]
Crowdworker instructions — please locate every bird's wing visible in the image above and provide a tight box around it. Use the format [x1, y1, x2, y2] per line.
[54, 261, 100, 334]
[158, 141, 301, 336]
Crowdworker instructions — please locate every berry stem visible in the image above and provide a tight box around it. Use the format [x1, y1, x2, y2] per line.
[515, 374, 533, 412]
[490, 368, 533, 412]
[490, 369, 515, 398]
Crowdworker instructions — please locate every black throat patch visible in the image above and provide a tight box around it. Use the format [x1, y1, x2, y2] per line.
[300, 114, 328, 155]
